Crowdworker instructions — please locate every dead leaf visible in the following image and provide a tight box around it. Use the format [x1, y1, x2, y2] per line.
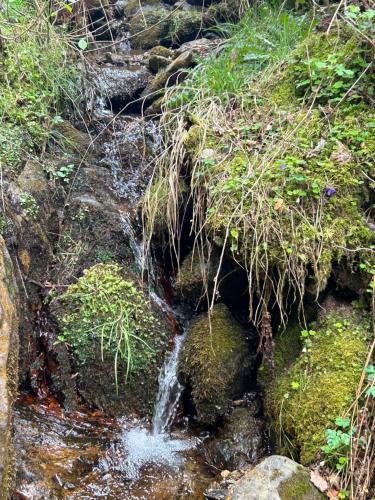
[310, 469, 329, 493]
[274, 198, 284, 210]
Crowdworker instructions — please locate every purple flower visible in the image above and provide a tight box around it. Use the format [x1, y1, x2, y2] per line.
[278, 164, 287, 170]
[325, 187, 337, 197]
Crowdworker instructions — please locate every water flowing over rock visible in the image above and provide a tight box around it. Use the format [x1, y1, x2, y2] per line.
[152, 331, 187, 434]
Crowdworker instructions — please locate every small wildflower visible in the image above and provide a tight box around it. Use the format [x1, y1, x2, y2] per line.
[325, 187, 337, 197]
[278, 164, 287, 170]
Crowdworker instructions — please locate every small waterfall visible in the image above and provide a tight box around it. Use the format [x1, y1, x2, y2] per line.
[152, 331, 186, 435]
[118, 330, 194, 480]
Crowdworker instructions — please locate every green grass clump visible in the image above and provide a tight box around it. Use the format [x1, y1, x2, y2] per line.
[0, 0, 77, 174]
[268, 304, 370, 464]
[144, 3, 375, 323]
[169, 3, 312, 105]
[59, 264, 159, 385]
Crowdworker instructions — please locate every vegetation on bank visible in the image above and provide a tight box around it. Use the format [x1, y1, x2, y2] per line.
[145, 3, 374, 323]
[144, 1, 375, 495]
[0, 0, 76, 176]
[266, 303, 370, 464]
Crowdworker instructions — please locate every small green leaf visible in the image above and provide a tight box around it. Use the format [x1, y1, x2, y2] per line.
[78, 38, 88, 51]
[335, 416, 350, 428]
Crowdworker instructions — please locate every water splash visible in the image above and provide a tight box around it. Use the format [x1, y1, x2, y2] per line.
[113, 331, 191, 481]
[118, 426, 194, 480]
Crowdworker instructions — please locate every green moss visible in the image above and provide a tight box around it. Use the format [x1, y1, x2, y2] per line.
[59, 263, 165, 383]
[130, 8, 203, 49]
[267, 302, 370, 464]
[179, 303, 250, 425]
[279, 469, 324, 500]
[145, 7, 375, 322]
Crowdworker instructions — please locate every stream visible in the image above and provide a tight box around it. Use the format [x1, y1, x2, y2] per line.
[11, 5, 258, 498]
[14, 329, 213, 499]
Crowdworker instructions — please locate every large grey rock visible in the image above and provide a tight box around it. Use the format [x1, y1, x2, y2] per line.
[226, 455, 325, 500]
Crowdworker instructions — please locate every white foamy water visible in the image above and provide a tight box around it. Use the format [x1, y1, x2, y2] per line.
[119, 426, 194, 480]
[117, 331, 192, 480]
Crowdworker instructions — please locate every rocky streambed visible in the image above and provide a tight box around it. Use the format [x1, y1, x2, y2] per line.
[1, 1, 371, 499]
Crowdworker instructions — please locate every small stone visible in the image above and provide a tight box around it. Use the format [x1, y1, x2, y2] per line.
[221, 470, 231, 479]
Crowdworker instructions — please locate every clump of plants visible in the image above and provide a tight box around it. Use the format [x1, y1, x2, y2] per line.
[144, 2, 375, 325]
[59, 264, 160, 385]
[0, 0, 78, 175]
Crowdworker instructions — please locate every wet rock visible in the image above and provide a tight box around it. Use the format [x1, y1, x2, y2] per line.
[129, 7, 204, 49]
[91, 64, 150, 105]
[226, 455, 325, 500]
[142, 49, 194, 102]
[204, 406, 266, 470]
[0, 236, 19, 497]
[179, 304, 255, 425]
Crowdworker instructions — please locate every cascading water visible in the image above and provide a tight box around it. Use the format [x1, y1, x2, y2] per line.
[152, 330, 187, 435]
[118, 329, 195, 480]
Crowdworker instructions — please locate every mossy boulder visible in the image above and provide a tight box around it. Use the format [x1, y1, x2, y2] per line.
[179, 304, 254, 425]
[227, 455, 324, 500]
[176, 248, 221, 307]
[130, 7, 204, 49]
[266, 298, 371, 464]
[55, 263, 169, 415]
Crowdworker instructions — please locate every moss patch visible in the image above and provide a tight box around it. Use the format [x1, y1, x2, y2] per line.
[267, 301, 370, 464]
[279, 469, 324, 500]
[179, 303, 252, 425]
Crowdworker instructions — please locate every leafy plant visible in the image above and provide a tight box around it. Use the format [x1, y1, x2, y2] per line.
[59, 264, 159, 387]
[19, 192, 39, 219]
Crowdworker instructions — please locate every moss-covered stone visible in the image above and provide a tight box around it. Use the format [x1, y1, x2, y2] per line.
[179, 304, 253, 425]
[266, 298, 371, 464]
[130, 8, 204, 49]
[278, 469, 324, 500]
[176, 248, 220, 307]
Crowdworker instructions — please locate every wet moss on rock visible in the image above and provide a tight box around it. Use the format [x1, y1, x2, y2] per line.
[266, 299, 371, 464]
[179, 304, 253, 425]
[130, 8, 204, 49]
[278, 469, 325, 500]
